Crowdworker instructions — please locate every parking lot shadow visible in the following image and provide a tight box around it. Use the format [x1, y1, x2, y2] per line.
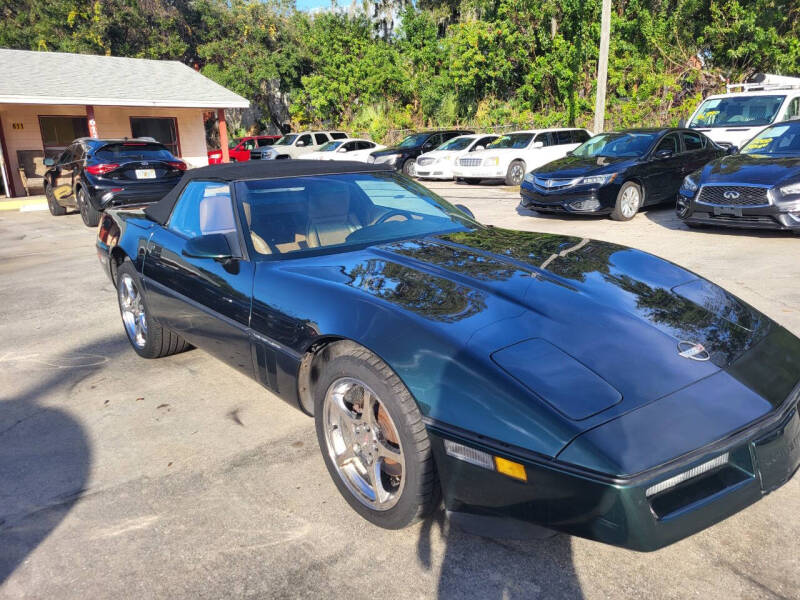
[0, 337, 127, 583]
[417, 510, 582, 599]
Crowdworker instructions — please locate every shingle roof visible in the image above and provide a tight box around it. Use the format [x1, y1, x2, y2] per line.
[0, 48, 249, 109]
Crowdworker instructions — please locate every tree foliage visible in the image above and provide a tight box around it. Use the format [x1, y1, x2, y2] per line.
[2, 0, 799, 140]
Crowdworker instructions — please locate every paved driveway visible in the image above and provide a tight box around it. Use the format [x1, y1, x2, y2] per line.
[1, 186, 798, 600]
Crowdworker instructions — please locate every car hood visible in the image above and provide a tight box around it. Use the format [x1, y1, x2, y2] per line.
[371, 146, 415, 156]
[534, 155, 637, 178]
[697, 153, 800, 186]
[286, 228, 782, 433]
[418, 150, 456, 160]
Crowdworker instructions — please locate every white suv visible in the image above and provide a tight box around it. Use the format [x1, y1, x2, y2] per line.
[251, 131, 348, 160]
[687, 74, 800, 149]
[452, 128, 592, 186]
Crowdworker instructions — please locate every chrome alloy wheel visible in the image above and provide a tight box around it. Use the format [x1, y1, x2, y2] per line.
[119, 273, 148, 348]
[323, 377, 405, 511]
[620, 186, 641, 218]
[509, 163, 524, 185]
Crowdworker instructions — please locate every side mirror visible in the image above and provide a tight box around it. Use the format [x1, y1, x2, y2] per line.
[473, 145, 485, 151]
[654, 148, 674, 159]
[296, 140, 306, 147]
[43, 157, 55, 167]
[337, 147, 348, 153]
[533, 141, 544, 149]
[182, 233, 232, 260]
[726, 145, 739, 155]
[565, 150, 574, 156]
[454, 204, 475, 219]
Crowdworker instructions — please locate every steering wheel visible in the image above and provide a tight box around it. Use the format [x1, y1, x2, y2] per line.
[373, 209, 413, 225]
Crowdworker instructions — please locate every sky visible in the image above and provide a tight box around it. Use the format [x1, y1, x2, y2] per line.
[296, 0, 334, 9]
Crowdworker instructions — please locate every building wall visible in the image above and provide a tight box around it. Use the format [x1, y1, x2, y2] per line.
[0, 103, 210, 198]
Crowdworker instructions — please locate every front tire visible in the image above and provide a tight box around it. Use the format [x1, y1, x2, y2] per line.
[611, 181, 643, 221]
[116, 262, 189, 359]
[463, 178, 481, 185]
[314, 341, 440, 529]
[45, 182, 66, 216]
[77, 187, 101, 227]
[505, 160, 526, 186]
[402, 159, 415, 177]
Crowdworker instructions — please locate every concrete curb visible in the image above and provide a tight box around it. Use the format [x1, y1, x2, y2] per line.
[0, 198, 48, 212]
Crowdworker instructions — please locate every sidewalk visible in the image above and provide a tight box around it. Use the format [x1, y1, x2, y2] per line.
[0, 195, 48, 212]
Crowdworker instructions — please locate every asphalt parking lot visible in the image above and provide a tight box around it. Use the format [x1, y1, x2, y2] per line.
[1, 182, 799, 600]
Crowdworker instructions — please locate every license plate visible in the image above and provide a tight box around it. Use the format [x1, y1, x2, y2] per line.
[754, 408, 800, 492]
[135, 169, 156, 179]
[713, 206, 743, 217]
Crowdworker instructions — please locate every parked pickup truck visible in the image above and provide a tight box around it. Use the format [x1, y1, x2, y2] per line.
[250, 131, 348, 160]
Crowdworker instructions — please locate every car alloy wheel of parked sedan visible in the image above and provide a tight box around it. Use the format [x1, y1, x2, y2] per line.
[97, 159, 800, 552]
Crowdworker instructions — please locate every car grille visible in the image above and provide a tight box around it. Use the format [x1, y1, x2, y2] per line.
[533, 176, 577, 189]
[697, 186, 769, 207]
[417, 157, 435, 166]
[458, 158, 482, 167]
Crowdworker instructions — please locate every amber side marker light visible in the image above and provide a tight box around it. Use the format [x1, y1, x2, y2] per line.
[494, 456, 528, 482]
[443, 440, 528, 482]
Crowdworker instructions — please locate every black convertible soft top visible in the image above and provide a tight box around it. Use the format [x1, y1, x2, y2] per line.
[145, 159, 392, 225]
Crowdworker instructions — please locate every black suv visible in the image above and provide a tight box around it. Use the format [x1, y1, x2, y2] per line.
[44, 137, 186, 227]
[369, 130, 474, 175]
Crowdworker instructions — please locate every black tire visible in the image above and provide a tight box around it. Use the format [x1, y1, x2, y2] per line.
[45, 182, 66, 216]
[504, 160, 526, 186]
[77, 187, 102, 227]
[610, 181, 643, 221]
[116, 262, 190, 359]
[402, 159, 415, 177]
[463, 178, 481, 185]
[314, 341, 440, 529]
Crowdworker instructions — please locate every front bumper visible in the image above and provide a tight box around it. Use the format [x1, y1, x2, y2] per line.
[415, 163, 454, 179]
[519, 182, 616, 215]
[452, 165, 506, 179]
[679, 191, 800, 231]
[427, 392, 800, 551]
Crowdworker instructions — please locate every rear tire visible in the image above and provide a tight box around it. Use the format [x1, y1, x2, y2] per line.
[78, 187, 101, 227]
[402, 160, 415, 177]
[116, 262, 190, 359]
[611, 181, 643, 221]
[505, 160, 526, 186]
[45, 182, 66, 216]
[314, 341, 440, 529]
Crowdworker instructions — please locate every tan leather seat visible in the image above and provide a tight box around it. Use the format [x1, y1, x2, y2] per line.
[305, 181, 361, 248]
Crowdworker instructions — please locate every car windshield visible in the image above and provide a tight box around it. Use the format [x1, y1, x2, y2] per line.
[274, 134, 298, 146]
[396, 134, 430, 148]
[236, 173, 472, 257]
[319, 141, 345, 152]
[95, 142, 173, 161]
[487, 134, 534, 149]
[438, 137, 474, 151]
[741, 122, 800, 155]
[572, 132, 657, 158]
[689, 95, 785, 128]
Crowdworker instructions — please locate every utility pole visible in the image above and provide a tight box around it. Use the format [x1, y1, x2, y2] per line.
[593, 0, 611, 133]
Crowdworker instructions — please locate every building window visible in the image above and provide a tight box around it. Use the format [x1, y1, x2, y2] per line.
[38, 116, 89, 159]
[130, 117, 180, 157]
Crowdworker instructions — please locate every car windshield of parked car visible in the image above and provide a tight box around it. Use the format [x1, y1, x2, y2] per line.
[274, 134, 298, 146]
[487, 134, 534, 149]
[572, 132, 658, 158]
[438, 137, 473, 151]
[741, 122, 800, 155]
[396, 134, 430, 148]
[95, 142, 173, 161]
[689, 95, 785, 128]
[236, 173, 471, 257]
[319, 141, 345, 152]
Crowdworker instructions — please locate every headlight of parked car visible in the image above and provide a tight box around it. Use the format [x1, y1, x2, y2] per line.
[779, 181, 800, 196]
[375, 153, 401, 165]
[484, 157, 500, 166]
[579, 173, 617, 186]
[523, 172, 535, 183]
[681, 174, 699, 194]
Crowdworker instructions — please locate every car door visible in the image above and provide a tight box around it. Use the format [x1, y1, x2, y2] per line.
[52, 144, 78, 204]
[142, 180, 255, 377]
[525, 132, 557, 170]
[642, 132, 684, 204]
[680, 130, 717, 176]
[295, 133, 314, 152]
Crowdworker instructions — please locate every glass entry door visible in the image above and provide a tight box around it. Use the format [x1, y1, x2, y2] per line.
[130, 117, 180, 157]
